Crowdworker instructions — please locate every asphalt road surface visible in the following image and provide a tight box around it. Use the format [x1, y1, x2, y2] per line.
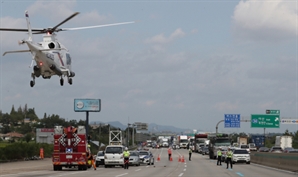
[0, 148, 297, 177]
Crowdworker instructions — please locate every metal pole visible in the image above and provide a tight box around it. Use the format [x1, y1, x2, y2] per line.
[86, 111, 89, 142]
[99, 124, 101, 150]
[127, 124, 130, 147]
[132, 124, 134, 146]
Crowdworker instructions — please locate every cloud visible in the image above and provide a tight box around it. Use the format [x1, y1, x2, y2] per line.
[232, 0, 297, 41]
[214, 101, 239, 111]
[145, 28, 185, 44]
[145, 100, 156, 106]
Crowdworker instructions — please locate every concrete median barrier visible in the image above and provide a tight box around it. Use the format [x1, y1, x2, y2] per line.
[250, 152, 298, 172]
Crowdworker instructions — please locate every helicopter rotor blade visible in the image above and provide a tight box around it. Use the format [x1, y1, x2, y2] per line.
[50, 12, 80, 33]
[60, 21, 135, 31]
[0, 28, 44, 32]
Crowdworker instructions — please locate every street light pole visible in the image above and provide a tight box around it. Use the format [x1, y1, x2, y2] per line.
[132, 124, 135, 146]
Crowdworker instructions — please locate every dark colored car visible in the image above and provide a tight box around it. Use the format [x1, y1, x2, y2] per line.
[257, 147, 269, 152]
[287, 149, 298, 153]
[283, 147, 294, 153]
[201, 147, 209, 155]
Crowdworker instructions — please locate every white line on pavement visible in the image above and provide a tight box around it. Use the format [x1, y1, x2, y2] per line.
[178, 173, 183, 177]
[115, 173, 128, 177]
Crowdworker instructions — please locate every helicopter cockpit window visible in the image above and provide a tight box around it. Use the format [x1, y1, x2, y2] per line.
[66, 53, 72, 65]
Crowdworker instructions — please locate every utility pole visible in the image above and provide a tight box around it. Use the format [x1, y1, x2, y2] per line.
[127, 123, 130, 147]
[132, 124, 135, 146]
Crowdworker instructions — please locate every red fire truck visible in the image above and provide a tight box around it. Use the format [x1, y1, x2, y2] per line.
[52, 126, 88, 171]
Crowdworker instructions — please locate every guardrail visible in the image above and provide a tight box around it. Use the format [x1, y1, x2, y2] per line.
[250, 152, 298, 172]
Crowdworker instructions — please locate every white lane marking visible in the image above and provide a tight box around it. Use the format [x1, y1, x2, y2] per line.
[178, 173, 184, 177]
[50, 171, 86, 177]
[135, 169, 141, 171]
[115, 173, 128, 177]
[184, 165, 187, 167]
[183, 169, 186, 171]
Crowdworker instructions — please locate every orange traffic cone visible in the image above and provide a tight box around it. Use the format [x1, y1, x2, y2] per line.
[181, 156, 185, 162]
[178, 155, 181, 162]
[170, 156, 173, 161]
[157, 154, 160, 161]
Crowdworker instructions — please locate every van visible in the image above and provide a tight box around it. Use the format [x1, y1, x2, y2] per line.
[104, 145, 125, 168]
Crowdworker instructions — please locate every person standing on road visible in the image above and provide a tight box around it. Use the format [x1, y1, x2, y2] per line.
[226, 148, 233, 169]
[189, 147, 192, 161]
[217, 148, 222, 165]
[123, 147, 130, 169]
[87, 144, 96, 170]
[168, 147, 172, 160]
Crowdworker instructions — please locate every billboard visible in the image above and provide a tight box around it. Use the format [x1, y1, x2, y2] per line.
[74, 99, 101, 112]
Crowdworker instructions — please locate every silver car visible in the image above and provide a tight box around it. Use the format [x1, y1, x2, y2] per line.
[95, 151, 105, 167]
[129, 151, 140, 166]
[139, 151, 154, 165]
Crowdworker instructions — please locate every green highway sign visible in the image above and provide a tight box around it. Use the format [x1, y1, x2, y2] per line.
[251, 114, 280, 128]
[266, 110, 280, 115]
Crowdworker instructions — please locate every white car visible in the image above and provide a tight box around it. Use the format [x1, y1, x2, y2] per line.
[139, 151, 154, 165]
[232, 149, 250, 164]
[104, 145, 125, 168]
[239, 144, 250, 153]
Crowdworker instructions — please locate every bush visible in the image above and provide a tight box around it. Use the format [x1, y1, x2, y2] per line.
[0, 142, 53, 161]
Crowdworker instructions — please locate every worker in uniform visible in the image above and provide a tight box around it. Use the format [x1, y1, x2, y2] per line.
[226, 148, 233, 169]
[87, 144, 96, 170]
[168, 147, 172, 160]
[189, 146, 192, 161]
[217, 148, 222, 165]
[123, 147, 130, 169]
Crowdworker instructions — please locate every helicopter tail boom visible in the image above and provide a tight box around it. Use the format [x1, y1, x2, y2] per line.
[25, 11, 33, 41]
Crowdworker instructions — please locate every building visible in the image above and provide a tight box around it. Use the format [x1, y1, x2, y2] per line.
[36, 128, 54, 144]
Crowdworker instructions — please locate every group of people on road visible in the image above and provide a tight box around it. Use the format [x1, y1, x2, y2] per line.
[86, 144, 234, 171]
[217, 147, 233, 169]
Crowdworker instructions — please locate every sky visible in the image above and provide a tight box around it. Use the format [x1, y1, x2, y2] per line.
[0, 0, 297, 134]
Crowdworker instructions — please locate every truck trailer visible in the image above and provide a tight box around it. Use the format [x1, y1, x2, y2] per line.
[194, 133, 208, 153]
[52, 126, 88, 171]
[178, 135, 188, 149]
[275, 136, 293, 150]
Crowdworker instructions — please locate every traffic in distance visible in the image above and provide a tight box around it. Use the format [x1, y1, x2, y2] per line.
[0, 125, 297, 177]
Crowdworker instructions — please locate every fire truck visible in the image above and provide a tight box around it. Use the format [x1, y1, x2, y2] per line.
[52, 126, 88, 171]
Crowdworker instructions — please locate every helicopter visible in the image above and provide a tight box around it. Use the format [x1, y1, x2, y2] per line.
[0, 11, 134, 87]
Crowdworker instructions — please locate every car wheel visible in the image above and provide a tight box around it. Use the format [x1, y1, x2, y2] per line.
[246, 161, 250, 164]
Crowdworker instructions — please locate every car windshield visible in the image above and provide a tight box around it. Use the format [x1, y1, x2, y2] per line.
[214, 139, 230, 146]
[234, 150, 249, 154]
[139, 151, 149, 155]
[97, 151, 104, 156]
[105, 147, 123, 153]
[241, 145, 249, 148]
[130, 152, 139, 156]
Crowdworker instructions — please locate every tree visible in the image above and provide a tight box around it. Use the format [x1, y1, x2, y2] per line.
[283, 129, 291, 136]
[24, 133, 32, 143]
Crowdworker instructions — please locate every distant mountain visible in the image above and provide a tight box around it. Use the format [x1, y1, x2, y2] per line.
[90, 121, 190, 133]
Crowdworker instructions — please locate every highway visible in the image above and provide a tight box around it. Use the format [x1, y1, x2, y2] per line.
[0, 148, 297, 177]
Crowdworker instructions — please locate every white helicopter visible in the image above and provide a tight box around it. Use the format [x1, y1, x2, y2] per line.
[0, 11, 134, 87]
